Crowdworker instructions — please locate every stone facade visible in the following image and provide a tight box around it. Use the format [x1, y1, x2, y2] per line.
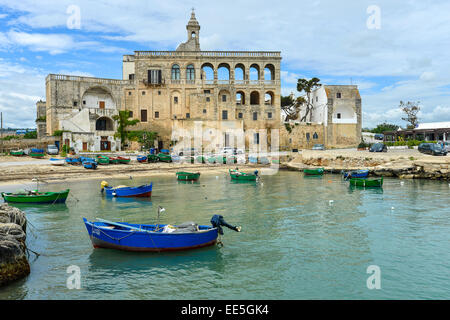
[36, 100, 46, 138]
[43, 10, 281, 152]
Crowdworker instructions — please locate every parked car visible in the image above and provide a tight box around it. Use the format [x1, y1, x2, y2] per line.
[418, 143, 448, 156]
[369, 143, 387, 152]
[312, 144, 325, 150]
[374, 133, 384, 140]
[46, 145, 59, 155]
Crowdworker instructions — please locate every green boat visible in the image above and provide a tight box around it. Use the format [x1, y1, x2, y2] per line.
[176, 172, 201, 181]
[30, 152, 45, 158]
[157, 153, 172, 162]
[96, 155, 110, 165]
[10, 149, 24, 156]
[304, 168, 324, 175]
[109, 157, 119, 164]
[117, 156, 131, 164]
[1, 189, 70, 204]
[229, 169, 258, 181]
[349, 177, 383, 188]
[147, 154, 159, 163]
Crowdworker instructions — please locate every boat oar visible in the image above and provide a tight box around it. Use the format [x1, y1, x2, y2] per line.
[95, 218, 148, 233]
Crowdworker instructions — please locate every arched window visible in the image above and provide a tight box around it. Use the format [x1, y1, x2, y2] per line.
[264, 64, 275, 81]
[186, 64, 195, 80]
[313, 132, 319, 139]
[250, 64, 260, 81]
[250, 91, 260, 105]
[96, 117, 113, 131]
[235, 64, 245, 81]
[236, 91, 245, 105]
[171, 64, 180, 80]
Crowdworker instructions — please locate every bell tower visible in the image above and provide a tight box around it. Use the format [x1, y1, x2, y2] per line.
[176, 9, 201, 51]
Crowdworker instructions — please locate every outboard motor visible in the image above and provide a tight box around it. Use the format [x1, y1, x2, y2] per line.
[254, 170, 259, 176]
[211, 215, 241, 235]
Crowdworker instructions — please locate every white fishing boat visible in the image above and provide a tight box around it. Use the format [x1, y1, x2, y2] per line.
[49, 158, 65, 166]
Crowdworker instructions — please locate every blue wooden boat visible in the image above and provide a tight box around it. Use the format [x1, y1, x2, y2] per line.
[343, 169, 369, 180]
[83, 160, 97, 169]
[136, 155, 147, 163]
[82, 214, 241, 252]
[65, 157, 81, 165]
[101, 181, 152, 197]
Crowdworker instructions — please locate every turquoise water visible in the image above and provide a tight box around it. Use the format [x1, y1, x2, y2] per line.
[0, 171, 449, 299]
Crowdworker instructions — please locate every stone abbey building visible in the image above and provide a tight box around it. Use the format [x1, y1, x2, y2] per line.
[43, 10, 281, 152]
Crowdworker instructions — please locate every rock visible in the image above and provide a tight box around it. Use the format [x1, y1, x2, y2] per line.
[0, 204, 30, 287]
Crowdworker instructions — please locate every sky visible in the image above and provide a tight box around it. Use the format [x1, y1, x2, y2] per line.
[0, 0, 449, 129]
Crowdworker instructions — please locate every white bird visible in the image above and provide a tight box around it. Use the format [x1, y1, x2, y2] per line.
[400, 181, 404, 185]
[329, 200, 334, 205]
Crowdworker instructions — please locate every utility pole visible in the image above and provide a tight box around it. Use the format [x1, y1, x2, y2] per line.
[0, 112, 3, 154]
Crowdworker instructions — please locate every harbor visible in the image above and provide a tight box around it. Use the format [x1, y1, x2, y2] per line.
[0, 171, 449, 299]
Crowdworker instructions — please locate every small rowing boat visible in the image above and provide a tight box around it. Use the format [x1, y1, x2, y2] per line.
[229, 169, 258, 181]
[96, 155, 110, 165]
[101, 181, 152, 197]
[1, 189, 70, 204]
[176, 172, 200, 181]
[136, 155, 147, 163]
[10, 149, 24, 156]
[117, 156, 131, 164]
[49, 158, 65, 166]
[349, 177, 383, 188]
[304, 168, 324, 176]
[342, 169, 369, 179]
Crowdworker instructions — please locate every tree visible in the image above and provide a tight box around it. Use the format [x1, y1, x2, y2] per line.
[371, 122, 399, 134]
[297, 78, 321, 122]
[112, 110, 139, 148]
[281, 94, 306, 121]
[399, 101, 420, 129]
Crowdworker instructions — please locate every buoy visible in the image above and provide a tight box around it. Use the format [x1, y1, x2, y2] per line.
[400, 181, 404, 185]
[391, 207, 395, 210]
[329, 200, 334, 205]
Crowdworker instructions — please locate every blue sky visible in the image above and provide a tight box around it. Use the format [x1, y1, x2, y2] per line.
[1, 0, 450, 128]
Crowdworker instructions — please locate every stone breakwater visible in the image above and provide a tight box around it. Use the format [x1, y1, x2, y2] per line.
[285, 150, 450, 180]
[0, 204, 30, 287]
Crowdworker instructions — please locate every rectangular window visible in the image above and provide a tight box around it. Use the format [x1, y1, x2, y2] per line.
[337, 113, 341, 119]
[186, 113, 190, 119]
[155, 111, 159, 118]
[203, 109, 207, 114]
[148, 69, 162, 84]
[254, 133, 260, 145]
[206, 97, 210, 102]
[316, 97, 318, 102]
[129, 111, 133, 118]
[142, 91, 146, 95]
[268, 112, 272, 119]
[222, 95, 227, 102]
[83, 100, 86, 105]
[99, 101, 105, 109]
[336, 92, 341, 98]
[73, 101, 78, 107]
[158, 91, 161, 95]
[128, 91, 132, 95]
[253, 112, 258, 120]
[238, 112, 243, 119]
[204, 90, 210, 94]
[128, 74, 135, 80]
[141, 109, 147, 122]
[174, 97, 178, 104]
[222, 110, 228, 120]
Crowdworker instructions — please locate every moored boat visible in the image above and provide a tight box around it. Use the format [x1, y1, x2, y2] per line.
[83, 161, 98, 169]
[1, 189, 70, 204]
[101, 181, 152, 197]
[136, 155, 147, 163]
[349, 177, 383, 187]
[49, 158, 65, 166]
[304, 168, 324, 176]
[229, 169, 258, 181]
[117, 156, 131, 164]
[176, 172, 200, 181]
[147, 154, 159, 163]
[157, 153, 172, 162]
[30, 148, 45, 158]
[10, 149, 24, 156]
[343, 169, 369, 179]
[96, 155, 110, 165]
[82, 214, 240, 252]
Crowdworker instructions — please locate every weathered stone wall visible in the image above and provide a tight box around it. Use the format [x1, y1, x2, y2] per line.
[280, 123, 325, 150]
[0, 204, 29, 287]
[1, 137, 59, 151]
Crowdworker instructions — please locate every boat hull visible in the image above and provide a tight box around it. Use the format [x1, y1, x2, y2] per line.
[304, 168, 324, 175]
[104, 183, 152, 197]
[1, 189, 70, 204]
[343, 170, 369, 179]
[229, 169, 257, 181]
[83, 219, 218, 252]
[349, 177, 383, 187]
[176, 172, 200, 181]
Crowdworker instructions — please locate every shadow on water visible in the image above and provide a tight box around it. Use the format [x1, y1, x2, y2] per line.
[5, 202, 69, 212]
[177, 180, 201, 185]
[87, 243, 224, 274]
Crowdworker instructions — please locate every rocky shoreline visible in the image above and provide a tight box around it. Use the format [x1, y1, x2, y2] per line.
[0, 204, 30, 287]
[285, 150, 450, 180]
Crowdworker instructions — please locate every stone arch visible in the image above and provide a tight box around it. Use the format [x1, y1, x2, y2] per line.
[249, 64, 260, 81]
[265, 91, 274, 105]
[81, 86, 116, 109]
[250, 91, 260, 105]
[95, 116, 114, 131]
[236, 91, 245, 105]
[264, 64, 275, 81]
[217, 63, 231, 81]
[201, 62, 214, 80]
[234, 63, 245, 81]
